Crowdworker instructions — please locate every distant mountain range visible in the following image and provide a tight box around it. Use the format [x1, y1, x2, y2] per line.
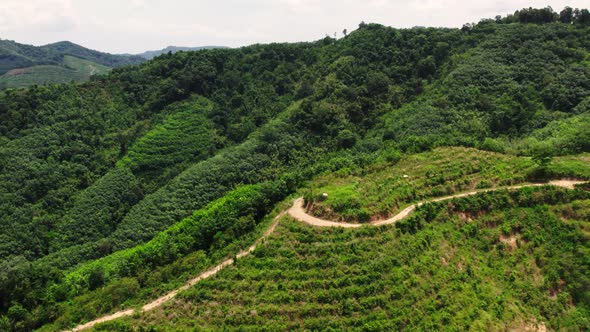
[0, 39, 145, 89]
[134, 46, 228, 60]
[0, 40, 227, 89]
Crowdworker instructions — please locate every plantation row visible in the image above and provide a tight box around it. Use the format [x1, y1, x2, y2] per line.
[101, 186, 590, 331]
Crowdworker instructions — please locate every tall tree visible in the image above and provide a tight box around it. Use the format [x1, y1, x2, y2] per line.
[559, 6, 574, 23]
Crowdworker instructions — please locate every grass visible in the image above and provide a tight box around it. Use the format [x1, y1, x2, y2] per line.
[106, 190, 590, 331]
[305, 147, 590, 222]
[551, 154, 590, 179]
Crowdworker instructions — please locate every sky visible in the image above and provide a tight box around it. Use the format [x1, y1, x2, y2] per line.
[1, 0, 588, 54]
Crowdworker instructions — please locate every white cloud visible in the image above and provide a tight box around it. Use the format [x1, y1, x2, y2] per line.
[278, 0, 321, 13]
[365, 0, 391, 8]
[0, 0, 77, 33]
[129, 0, 147, 8]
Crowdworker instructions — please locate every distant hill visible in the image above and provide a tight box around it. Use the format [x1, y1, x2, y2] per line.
[0, 39, 145, 89]
[136, 46, 228, 60]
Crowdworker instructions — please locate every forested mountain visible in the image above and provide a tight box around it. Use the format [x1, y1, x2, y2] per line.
[0, 40, 145, 89]
[0, 6, 589, 331]
[135, 46, 228, 60]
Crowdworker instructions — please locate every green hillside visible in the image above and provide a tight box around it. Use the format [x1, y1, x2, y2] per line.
[0, 56, 111, 89]
[305, 147, 590, 222]
[63, 56, 111, 76]
[115, 190, 590, 331]
[0, 40, 144, 89]
[0, 6, 589, 331]
[0, 65, 87, 89]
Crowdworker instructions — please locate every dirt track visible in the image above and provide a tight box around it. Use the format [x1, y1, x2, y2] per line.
[288, 180, 585, 228]
[67, 180, 584, 331]
[68, 212, 285, 332]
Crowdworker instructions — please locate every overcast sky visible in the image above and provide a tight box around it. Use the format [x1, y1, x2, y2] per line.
[1, 1, 588, 54]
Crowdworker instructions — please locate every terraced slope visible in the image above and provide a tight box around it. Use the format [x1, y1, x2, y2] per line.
[64, 180, 585, 331]
[99, 184, 590, 331]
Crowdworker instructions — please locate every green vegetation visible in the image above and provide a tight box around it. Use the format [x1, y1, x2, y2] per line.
[111, 187, 590, 331]
[305, 147, 590, 222]
[0, 6, 589, 331]
[0, 61, 102, 89]
[34, 183, 283, 330]
[136, 46, 228, 60]
[307, 147, 532, 222]
[0, 39, 144, 89]
[0, 65, 86, 88]
[118, 97, 216, 191]
[0, 40, 144, 74]
[63, 55, 111, 76]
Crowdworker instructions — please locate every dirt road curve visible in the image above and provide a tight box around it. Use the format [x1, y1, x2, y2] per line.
[288, 180, 585, 228]
[68, 180, 584, 331]
[68, 212, 285, 332]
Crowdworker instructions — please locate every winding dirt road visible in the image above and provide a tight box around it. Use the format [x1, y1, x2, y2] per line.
[68, 180, 584, 331]
[288, 180, 585, 228]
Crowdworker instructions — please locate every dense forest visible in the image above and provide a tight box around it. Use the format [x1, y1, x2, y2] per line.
[0, 6, 589, 331]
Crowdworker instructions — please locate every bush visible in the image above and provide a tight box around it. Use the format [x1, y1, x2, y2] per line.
[337, 129, 356, 148]
[479, 137, 506, 153]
